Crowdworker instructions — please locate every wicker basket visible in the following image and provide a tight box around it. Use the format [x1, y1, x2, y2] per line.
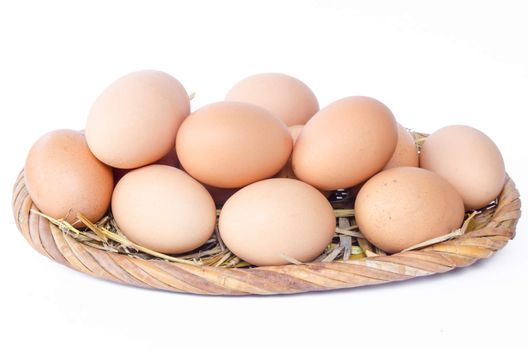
[12, 141, 521, 295]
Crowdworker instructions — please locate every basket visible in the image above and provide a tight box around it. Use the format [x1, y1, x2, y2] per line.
[12, 134, 521, 295]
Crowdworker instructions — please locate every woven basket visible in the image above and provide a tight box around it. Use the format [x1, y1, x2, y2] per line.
[12, 142, 521, 295]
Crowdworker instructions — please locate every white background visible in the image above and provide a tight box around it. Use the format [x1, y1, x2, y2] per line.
[1, 1, 526, 349]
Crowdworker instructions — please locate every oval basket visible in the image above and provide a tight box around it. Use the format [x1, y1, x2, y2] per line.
[12, 154, 521, 295]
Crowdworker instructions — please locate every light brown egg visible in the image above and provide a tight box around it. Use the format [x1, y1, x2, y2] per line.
[86, 70, 190, 169]
[219, 178, 335, 266]
[111, 165, 216, 254]
[225, 73, 319, 126]
[24, 129, 113, 227]
[176, 101, 292, 188]
[292, 96, 398, 190]
[355, 167, 465, 253]
[383, 124, 419, 170]
[420, 125, 506, 210]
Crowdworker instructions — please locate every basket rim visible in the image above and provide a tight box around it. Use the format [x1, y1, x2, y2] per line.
[12, 169, 521, 295]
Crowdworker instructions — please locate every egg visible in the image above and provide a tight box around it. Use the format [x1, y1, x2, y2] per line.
[355, 167, 465, 253]
[85, 70, 190, 169]
[292, 96, 398, 190]
[383, 124, 419, 170]
[225, 73, 319, 126]
[24, 129, 113, 227]
[219, 178, 335, 266]
[176, 101, 292, 188]
[111, 165, 216, 254]
[420, 125, 506, 210]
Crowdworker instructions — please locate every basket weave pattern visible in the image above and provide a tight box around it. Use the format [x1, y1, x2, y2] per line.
[12, 169, 520, 295]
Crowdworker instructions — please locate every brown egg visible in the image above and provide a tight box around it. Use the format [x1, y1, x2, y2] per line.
[86, 70, 190, 169]
[24, 130, 113, 227]
[219, 178, 335, 266]
[292, 96, 398, 190]
[355, 167, 465, 253]
[420, 125, 506, 210]
[176, 101, 292, 188]
[225, 73, 319, 126]
[383, 124, 419, 170]
[111, 165, 216, 254]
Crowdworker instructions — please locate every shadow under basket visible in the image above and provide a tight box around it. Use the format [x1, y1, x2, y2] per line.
[12, 148, 521, 296]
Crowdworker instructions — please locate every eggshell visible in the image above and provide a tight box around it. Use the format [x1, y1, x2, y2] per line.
[420, 125, 506, 210]
[219, 178, 335, 266]
[225, 73, 319, 126]
[383, 124, 419, 170]
[292, 96, 398, 190]
[111, 165, 216, 254]
[24, 129, 113, 227]
[176, 101, 292, 188]
[355, 167, 465, 253]
[86, 70, 190, 169]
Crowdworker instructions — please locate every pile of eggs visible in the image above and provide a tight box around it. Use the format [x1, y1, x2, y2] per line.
[24, 70, 506, 266]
